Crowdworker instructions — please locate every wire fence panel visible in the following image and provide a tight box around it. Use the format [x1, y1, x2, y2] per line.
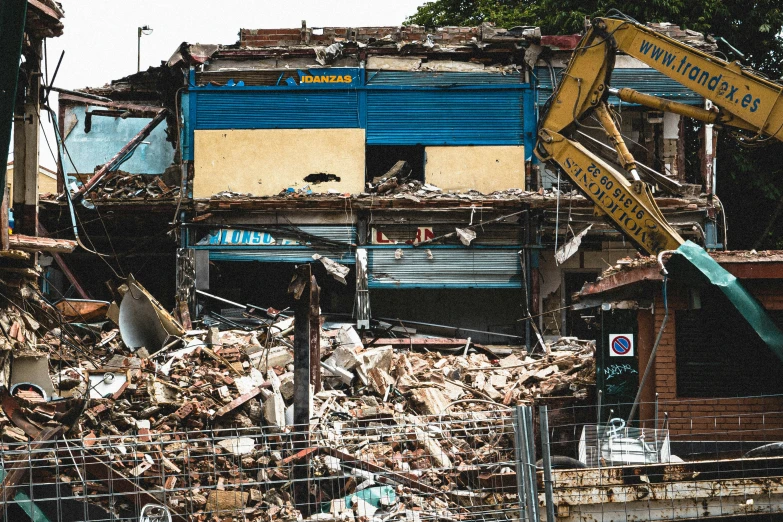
[0, 409, 524, 522]
[541, 395, 783, 522]
[8, 396, 783, 522]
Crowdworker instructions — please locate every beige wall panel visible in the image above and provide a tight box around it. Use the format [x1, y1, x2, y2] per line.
[194, 129, 366, 197]
[424, 146, 525, 193]
[39, 174, 57, 195]
[5, 167, 58, 198]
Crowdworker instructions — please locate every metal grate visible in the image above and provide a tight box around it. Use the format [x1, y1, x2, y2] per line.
[192, 90, 361, 130]
[676, 306, 783, 398]
[0, 410, 521, 522]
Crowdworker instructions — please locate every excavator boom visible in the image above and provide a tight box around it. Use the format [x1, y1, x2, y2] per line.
[536, 16, 783, 255]
[603, 18, 783, 140]
[535, 15, 783, 382]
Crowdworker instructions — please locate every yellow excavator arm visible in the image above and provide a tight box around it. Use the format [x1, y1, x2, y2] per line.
[536, 16, 783, 255]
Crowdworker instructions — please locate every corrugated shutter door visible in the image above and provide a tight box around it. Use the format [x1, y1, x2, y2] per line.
[208, 248, 355, 264]
[193, 90, 360, 129]
[365, 71, 525, 145]
[366, 90, 523, 145]
[368, 248, 521, 288]
[367, 71, 523, 86]
[536, 68, 704, 106]
[200, 226, 356, 263]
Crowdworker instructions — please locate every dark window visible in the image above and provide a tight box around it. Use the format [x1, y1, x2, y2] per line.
[564, 271, 599, 340]
[365, 145, 424, 183]
[675, 288, 783, 397]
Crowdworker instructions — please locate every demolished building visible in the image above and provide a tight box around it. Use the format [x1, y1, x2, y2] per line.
[6, 11, 783, 522]
[40, 21, 720, 348]
[575, 249, 783, 436]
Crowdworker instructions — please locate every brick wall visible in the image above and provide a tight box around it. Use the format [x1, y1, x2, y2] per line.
[239, 28, 304, 47]
[238, 25, 482, 48]
[646, 281, 783, 440]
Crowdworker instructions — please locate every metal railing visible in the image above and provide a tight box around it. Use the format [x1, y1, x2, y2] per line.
[539, 395, 783, 522]
[0, 408, 520, 522]
[5, 396, 783, 522]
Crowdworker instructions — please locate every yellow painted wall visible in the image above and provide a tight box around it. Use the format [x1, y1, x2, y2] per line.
[425, 146, 525, 193]
[194, 129, 366, 197]
[5, 165, 59, 198]
[39, 171, 57, 195]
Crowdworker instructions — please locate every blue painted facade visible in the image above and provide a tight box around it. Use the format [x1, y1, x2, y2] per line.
[182, 67, 537, 160]
[184, 67, 532, 288]
[534, 67, 705, 106]
[183, 64, 687, 291]
[192, 242, 522, 289]
[63, 105, 176, 175]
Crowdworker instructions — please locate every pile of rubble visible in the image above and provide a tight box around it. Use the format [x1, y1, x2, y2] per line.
[647, 22, 718, 53]
[41, 170, 181, 202]
[21, 320, 594, 440]
[0, 273, 595, 519]
[595, 254, 660, 280]
[91, 172, 180, 200]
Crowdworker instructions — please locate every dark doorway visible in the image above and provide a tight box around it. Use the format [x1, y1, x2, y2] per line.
[366, 145, 425, 182]
[563, 271, 599, 340]
[205, 261, 356, 317]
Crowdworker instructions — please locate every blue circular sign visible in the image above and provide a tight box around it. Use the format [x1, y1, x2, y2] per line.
[611, 335, 632, 355]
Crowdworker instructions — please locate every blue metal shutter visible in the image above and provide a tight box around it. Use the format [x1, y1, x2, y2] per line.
[197, 226, 357, 263]
[208, 248, 355, 264]
[366, 71, 524, 86]
[192, 90, 360, 130]
[366, 72, 526, 145]
[536, 68, 704, 106]
[367, 247, 521, 288]
[366, 90, 524, 145]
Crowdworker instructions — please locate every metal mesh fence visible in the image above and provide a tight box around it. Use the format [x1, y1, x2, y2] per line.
[8, 395, 783, 522]
[0, 408, 522, 522]
[541, 395, 783, 522]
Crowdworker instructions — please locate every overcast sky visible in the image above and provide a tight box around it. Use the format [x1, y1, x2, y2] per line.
[29, 0, 428, 169]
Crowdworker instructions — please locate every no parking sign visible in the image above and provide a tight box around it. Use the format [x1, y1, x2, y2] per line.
[609, 334, 634, 357]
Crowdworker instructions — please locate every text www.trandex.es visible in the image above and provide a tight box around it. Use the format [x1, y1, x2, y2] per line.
[638, 39, 761, 113]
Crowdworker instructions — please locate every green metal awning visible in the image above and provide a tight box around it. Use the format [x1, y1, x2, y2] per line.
[669, 241, 783, 362]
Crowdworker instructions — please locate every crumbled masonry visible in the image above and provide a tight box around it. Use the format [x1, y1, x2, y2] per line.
[0, 269, 593, 519]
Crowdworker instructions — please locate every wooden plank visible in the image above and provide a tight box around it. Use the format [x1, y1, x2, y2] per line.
[292, 264, 313, 515]
[55, 299, 108, 321]
[8, 233, 76, 253]
[211, 386, 263, 418]
[38, 224, 90, 299]
[0, 184, 8, 250]
[309, 274, 321, 394]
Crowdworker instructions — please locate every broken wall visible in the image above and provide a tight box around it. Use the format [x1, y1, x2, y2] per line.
[635, 279, 783, 439]
[186, 61, 534, 197]
[239, 25, 483, 48]
[61, 104, 175, 176]
[424, 146, 525, 193]
[193, 129, 365, 197]
[539, 245, 636, 336]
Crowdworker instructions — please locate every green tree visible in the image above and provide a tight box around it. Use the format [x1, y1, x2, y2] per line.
[405, 0, 783, 249]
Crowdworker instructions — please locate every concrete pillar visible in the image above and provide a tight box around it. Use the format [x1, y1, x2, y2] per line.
[637, 307, 657, 424]
[662, 112, 681, 180]
[12, 38, 41, 236]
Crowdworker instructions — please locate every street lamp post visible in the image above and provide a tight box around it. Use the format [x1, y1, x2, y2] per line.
[137, 25, 153, 73]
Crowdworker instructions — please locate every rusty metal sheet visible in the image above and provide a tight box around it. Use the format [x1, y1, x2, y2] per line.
[549, 456, 783, 522]
[553, 480, 783, 522]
